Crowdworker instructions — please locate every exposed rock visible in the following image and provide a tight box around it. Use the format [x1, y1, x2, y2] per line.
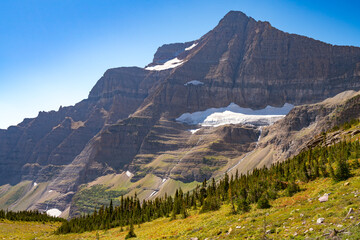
[319, 194, 329, 202]
[317, 218, 325, 224]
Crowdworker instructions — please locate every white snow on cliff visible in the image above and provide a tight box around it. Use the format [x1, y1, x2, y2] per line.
[185, 43, 198, 51]
[125, 171, 133, 177]
[145, 57, 184, 71]
[188, 129, 200, 134]
[176, 103, 293, 127]
[46, 208, 62, 217]
[184, 80, 204, 86]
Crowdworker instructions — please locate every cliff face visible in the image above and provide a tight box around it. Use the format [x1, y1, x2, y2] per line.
[86, 10, 360, 185]
[0, 67, 169, 186]
[139, 11, 360, 118]
[1, 11, 360, 217]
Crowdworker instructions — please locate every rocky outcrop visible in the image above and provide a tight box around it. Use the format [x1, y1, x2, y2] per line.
[147, 41, 196, 66]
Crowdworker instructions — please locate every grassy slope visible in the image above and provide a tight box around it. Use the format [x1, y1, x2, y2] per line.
[0, 220, 60, 239]
[4, 168, 360, 239]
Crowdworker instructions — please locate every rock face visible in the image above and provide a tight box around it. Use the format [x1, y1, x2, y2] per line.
[0, 67, 168, 186]
[228, 90, 360, 175]
[139, 11, 360, 118]
[147, 41, 196, 66]
[1, 11, 360, 216]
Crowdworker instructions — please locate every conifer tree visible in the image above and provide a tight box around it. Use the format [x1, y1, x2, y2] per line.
[335, 158, 351, 181]
[125, 221, 136, 239]
[257, 194, 270, 209]
[237, 197, 250, 213]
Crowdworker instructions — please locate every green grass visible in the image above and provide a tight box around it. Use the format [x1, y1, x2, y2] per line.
[0, 220, 60, 239]
[71, 185, 128, 216]
[0, 181, 31, 209]
[4, 169, 360, 239]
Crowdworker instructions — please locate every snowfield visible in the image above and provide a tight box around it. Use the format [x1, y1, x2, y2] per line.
[125, 171, 133, 177]
[188, 129, 200, 134]
[176, 103, 294, 127]
[145, 57, 184, 71]
[185, 43, 198, 51]
[184, 80, 204, 86]
[46, 208, 62, 217]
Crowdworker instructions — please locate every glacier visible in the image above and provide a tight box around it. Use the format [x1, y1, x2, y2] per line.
[176, 103, 294, 127]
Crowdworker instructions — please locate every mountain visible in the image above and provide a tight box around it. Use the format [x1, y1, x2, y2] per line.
[1, 11, 360, 218]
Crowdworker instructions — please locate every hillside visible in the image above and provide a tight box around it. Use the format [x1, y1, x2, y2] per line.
[1, 10, 360, 219]
[3, 131, 360, 239]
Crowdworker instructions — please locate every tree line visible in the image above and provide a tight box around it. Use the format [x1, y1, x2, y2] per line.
[0, 209, 64, 223]
[56, 133, 360, 235]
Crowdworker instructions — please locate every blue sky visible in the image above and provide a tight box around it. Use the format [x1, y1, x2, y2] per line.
[1, 0, 360, 129]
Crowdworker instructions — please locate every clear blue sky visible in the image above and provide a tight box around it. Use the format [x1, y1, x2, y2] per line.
[1, 0, 360, 129]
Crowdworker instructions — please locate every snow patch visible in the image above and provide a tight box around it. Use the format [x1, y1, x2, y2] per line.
[176, 103, 293, 127]
[162, 178, 167, 183]
[145, 57, 184, 71]
[188, 129, 200, 134]
[184, 80, 204, 86]
[48, 190, 53, 193]
[125, 171, 133, 177]
[148, 191, 158, 198]
[33, 182, 38, 187]
[46, 208, 62, 217]
[185, 43, 198, 51]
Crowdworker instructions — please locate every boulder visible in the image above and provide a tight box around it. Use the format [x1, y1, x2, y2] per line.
[317, 218, 325, 224]
[319, 194, 329, 202]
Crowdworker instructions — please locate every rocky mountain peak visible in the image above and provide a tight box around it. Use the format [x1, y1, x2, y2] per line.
[218, 10, 252, 25]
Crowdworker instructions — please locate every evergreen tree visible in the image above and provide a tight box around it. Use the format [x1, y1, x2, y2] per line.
[237, 197, 250, 213]
[335, 158, 351, 181]
[285, 181, 300, 197]
[257, 195, 270, 209]
[125, 222, 136, 239]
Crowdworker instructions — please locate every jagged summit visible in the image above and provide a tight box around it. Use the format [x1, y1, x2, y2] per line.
[218, 10, 252, 24]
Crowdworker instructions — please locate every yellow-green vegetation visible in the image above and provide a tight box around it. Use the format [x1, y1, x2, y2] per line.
[0, 181, 31, 209]
[0, 220, 60, 239]
[71, 185, 128, 216]
[54, 128, 360, 236]
[156, 178, 201, 198]
[4, 121, 360, 239]
[3, 170, 360, 239]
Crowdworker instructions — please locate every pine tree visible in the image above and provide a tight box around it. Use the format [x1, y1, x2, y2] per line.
[237, 197, 250, 213]
[335, 158, 351, 181]
[125, 222, 136, 239]
[257, 195, 270, 209]
[328, 160, 336, 180]
[285, 181, 300, 197]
